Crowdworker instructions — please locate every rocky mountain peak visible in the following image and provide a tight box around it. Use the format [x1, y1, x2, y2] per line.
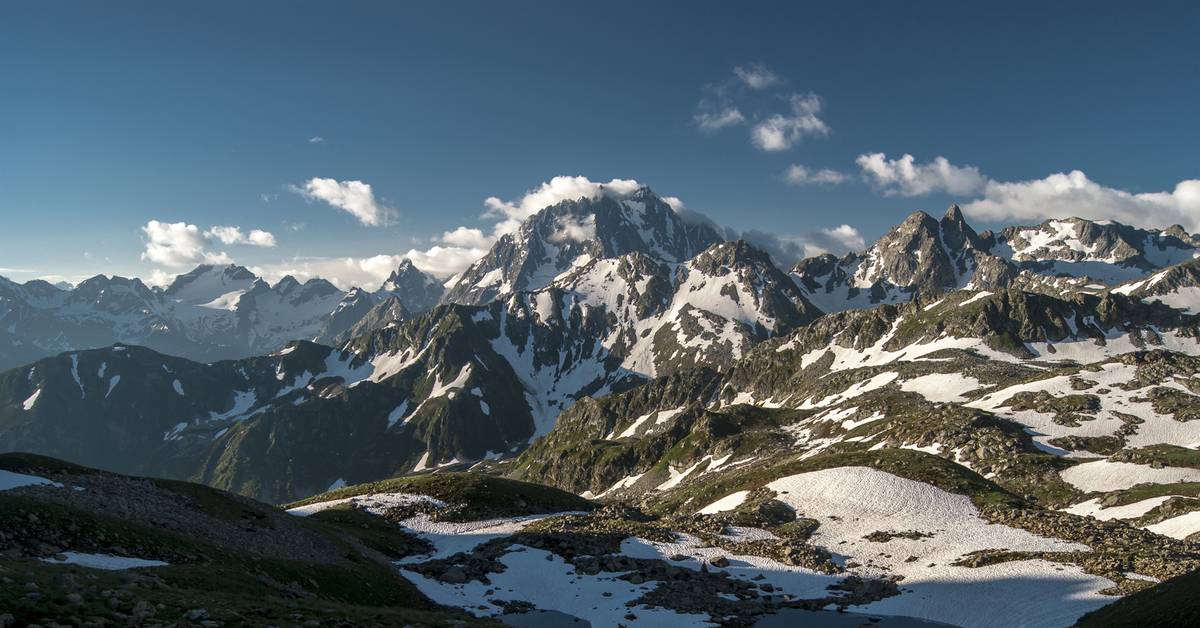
[940, 205, 992, 253]
[443, 187, 724, 306]
[163, 264, 256, 297]
[690, 240, 774, 276]
[379, 259, 444, 315]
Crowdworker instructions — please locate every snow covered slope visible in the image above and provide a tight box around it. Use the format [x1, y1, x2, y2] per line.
[443, 186, 725, 306]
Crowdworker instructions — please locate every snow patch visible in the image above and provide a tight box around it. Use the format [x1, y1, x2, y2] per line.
[1060, 460, 1200, 492]
[41, 552, 168, 570]
[22, 389, 41, 410]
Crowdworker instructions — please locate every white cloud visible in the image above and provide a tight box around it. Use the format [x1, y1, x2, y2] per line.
[440, 226, 494, 249]
[731, 224, 864, 268]
[140, 221, 233, 267]
[249, 254, 410, 292]
[309, 137, 324, 143]
[402, 246, 492, 280]
[546, 215, 597, 244]
[694, 108, 746, 132]
[734, 63, 783, 90]
[813, 224, 866, 252]
[853, 152, 1200, 232]
[963, 171, 1200, 231]
[784, 164, 850, 186]
[143, 268, 180, 289]
[751, 93, 830, 151]
[289, 178, 398, 227]
[205, 226, 277, 247]
[482, 176, 643, 237]
[856, 153, 988, 197]
[248, 230, 276, 247]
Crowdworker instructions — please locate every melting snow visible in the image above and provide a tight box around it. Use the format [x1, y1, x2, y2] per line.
[22, 389, 41, 410]
[764, 467, 1112, 628]
[1060, 461, 1200, 492]
[386, 400, 410, 429]
[0, 469, 63, 491]
[40, 553, 168, 570]
[899, 373, 980, 403]
[172, 379, 184, 395]
[698, 490, 750, 514]
[1146, 511, 1200, 540]
[1061, 496, 1174, 521]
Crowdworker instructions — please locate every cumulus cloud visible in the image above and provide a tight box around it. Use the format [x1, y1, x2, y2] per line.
[482, 176, 643, 237]
[141, 221, 233, 267]
[730, 224, 865, 268]
[142, 269, 180, 289]
[784, 164, 850, 186]
[289, 178, 398, 226]
[309, 137, 324, 143]
[205, 226, 277, 247]
[751, 93, 830, 151]
[851, 152, 1200, 231]
[694, 108, 746, 132]
[440, 226, 493, 249]
[546, 215, 597, 244]
[856, 153, 988, 197]
[963, 172, 1200, 231]
[248, 254, 415, 292]
[734, 63, 783, 90]
[397, 176, 723, 280]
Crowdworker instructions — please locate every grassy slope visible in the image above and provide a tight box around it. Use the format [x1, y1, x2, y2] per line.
[1074, 568, 1200, 628]
[0, 453, 491, 627]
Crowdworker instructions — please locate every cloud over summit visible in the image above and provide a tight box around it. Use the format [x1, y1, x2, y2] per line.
[290, 178, 398, 227]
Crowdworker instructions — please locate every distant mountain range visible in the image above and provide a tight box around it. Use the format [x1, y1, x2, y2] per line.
[5, 185, 1200, 626]
[0, 257, 445, 371]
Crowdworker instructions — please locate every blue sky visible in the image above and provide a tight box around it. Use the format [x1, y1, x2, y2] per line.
[2, 1, 1198, 289]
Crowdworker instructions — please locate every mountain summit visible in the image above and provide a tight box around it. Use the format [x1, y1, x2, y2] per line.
[443, 186, 726, 305]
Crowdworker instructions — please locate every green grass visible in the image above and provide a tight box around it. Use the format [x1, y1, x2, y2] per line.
[283, 471, 594, 515]
[648, 449, 1021, 516]
[1112, 444, 1200, 470]
[1073, 568, 1200, 627]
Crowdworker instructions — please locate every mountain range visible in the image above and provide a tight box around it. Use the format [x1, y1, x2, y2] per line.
[4, 185, 1200, 627]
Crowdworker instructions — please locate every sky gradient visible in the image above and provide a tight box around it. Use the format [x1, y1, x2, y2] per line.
[2, 1, 1198, 290]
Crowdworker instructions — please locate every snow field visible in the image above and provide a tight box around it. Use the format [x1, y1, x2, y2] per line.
[1062, 496, 1174, 521]
[899, 373, 981, 403]
[697, 490, 750, 514]
[968, 362, 1200, 452]
[408, 545, 715, 628]
[1146, 511, 1200, 540]
[0, 469, 63, 491]
[40, 552, 169, 570]
[751, 467, 1117, 628]
[1059, 461, 1200, 492]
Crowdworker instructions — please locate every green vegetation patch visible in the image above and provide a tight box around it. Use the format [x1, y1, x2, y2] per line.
[284, 472, 595, 521]
[1073, 567, 1200, 628]
[1109, 445, 1200, 470]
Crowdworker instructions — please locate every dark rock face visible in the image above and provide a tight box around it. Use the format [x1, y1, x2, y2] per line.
[790, 206, 994, 311]
[443, 187, 725, 306]
[790, 207, 1200, 313]
[378, 259, 445, 315]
